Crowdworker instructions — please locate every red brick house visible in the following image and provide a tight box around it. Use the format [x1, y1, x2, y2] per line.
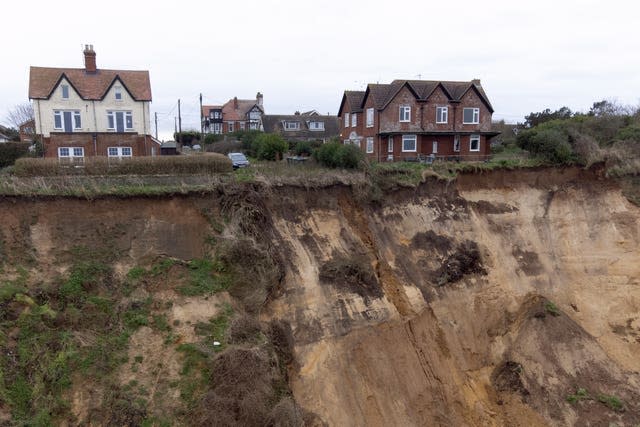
[338, 79, 498, 161]
[29, 45, 160, 159]
[202, 92, 264, 134]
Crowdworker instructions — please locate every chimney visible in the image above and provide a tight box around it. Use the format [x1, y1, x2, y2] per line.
[83, 44, 96, 73]
[233, 97, 238, 109]
[471, 78, 481, 86]
[256, 92, 263, 107]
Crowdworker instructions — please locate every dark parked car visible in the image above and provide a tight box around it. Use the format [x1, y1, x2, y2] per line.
[228, 152, 250, 169]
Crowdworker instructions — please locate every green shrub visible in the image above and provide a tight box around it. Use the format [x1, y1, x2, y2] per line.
[203, 133, 223, 145]
[566, 388, 590, 404]
[294, 141, 313, 156]
[252, 134, 288, 161]
[13, 154, 232, 176]
[517, 123, 576, 164]
[313, 142, 363, 169]
[615, 124, 640, 141]
[0, 142, 31, 167]
[174, 130, 201, 145]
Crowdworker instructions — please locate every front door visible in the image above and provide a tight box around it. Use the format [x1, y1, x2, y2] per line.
[115, 112, 125, 132]
[63, 111, 72, 132]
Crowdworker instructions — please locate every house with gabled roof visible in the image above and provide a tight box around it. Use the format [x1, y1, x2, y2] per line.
[262, 111, 340, 143]
[202, 92, 264, 134]
[338, 79, 498, 161]
[29, 45, 160, 160]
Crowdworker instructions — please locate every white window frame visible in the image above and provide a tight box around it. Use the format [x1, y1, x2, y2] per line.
[309, 121, 325, 131]
[61, 84, 69, 99]
[366, 137, 374, 153]
[53, 110, 81, 131]
[432, 141, 438, 154]
[470, 134, 481, 152]
[107, 146, 132, 158]
[114, 85, 123, 101]
[463, 108, 480, 124]
[436, 106, 448, 124]
[402, 135, 417, 152]
[399, 105, 411, 122]
[344, 113, 349, 128]
[366, 108, 374, 128]
[351, 113, 357, 127]
[454, 135, 461, 152]
[212, 123, 222, 134]
[388, 136, 393, 153]
[58, 147, 84, 160]
[284, 121, 300, 131]
[228, 122, 234, 132]
[107, 111, 133, 131]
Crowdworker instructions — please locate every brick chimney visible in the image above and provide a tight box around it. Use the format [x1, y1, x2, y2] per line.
[83, 44, 97, 73]
[233, 97, 238, 109]
[256, 92, 263, 107]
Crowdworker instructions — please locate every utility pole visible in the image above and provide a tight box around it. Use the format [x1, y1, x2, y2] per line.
[177, 99, 182, 146]
[174, 117, 177, 140]
[154, 112, 158, 140]
[199, 93, 204, 143]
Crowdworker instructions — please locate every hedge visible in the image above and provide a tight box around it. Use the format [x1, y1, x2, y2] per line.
[13, 154, 232, 177]
[0, 142, 31, 168]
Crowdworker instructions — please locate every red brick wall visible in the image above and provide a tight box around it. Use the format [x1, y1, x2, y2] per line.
[44, 133, 158, 158]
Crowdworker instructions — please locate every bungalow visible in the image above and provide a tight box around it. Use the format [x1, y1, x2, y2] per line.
[262, 111, 340, 143]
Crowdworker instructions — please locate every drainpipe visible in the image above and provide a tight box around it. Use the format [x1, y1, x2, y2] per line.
[36, 99, 44, 157]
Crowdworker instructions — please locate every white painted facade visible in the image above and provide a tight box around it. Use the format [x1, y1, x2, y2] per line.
[34, 77, 150, 137]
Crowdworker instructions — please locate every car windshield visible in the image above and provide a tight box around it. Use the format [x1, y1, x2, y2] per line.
[230, 153, 247, 160]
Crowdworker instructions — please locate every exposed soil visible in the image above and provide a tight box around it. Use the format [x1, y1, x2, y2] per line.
[1, 166, 640, 426]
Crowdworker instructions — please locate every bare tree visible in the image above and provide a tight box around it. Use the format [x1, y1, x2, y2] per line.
[4, 103, 34, 129]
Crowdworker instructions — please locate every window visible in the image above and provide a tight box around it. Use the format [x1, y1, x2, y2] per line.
[284, 121, 300, 130]
[108, 147, 132, 158]
[454, 135, 460, 152]
[228, 122, 234, 132]
[399, 105, 411, 122]
[388, 136, 393, 153]
[240, 122, 245, 130]
[53, 110, 81, 132]
[115, 86, 122, 101]
[432, 141, 438, 153]
[58, 147, 84, 161]
[470, 134, 480, 151]
[366, 108, 374, 127]
[107, 111, 133, 131]
[366, 137, 374, 153]
[344, 113, 349, 128]
[402, 135, 417, 152]
[309, 121, 324, 131]
[61, 85, 69, 99]
[463, 108, 480, 124]
[436, 106, 448, 124]
[212, 123, 222, 134]
[351, 113, 357, 127]
[211, 111, 221, 119]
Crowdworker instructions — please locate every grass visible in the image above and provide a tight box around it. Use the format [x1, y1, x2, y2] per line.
[566, 387, 590, 404]
[544, 301, 561, 317]
[178, 258, 231, 296]
[598, 394, 624, 412]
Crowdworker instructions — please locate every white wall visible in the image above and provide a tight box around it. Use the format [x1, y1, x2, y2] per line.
[34, 77, 150, 136]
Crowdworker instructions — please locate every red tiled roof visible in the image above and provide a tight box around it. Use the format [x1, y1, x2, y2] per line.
[221, 98, 262, 121]
[29, 66, 152, 101]
[202, 105, 223, 116]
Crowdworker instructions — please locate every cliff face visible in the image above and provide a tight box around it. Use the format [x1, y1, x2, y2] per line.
[1, 167, 639, 426]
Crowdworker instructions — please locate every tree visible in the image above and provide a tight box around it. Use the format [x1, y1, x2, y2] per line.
[4, 103, 34, 129]
[524, 106, 573, 128]
[252, 134, 288, 160]
[588, 99, 631, 117]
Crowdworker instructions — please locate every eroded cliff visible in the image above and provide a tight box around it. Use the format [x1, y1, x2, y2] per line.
[1, 167, 638, 426]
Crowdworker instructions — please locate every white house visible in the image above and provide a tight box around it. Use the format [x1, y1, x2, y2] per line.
[28, 45, 160, 159]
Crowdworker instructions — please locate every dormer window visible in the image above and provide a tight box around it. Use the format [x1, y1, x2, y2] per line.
[61, 84, 69, 99]
[115, 86, 122, 101]
[284, 121, 300, 131]
[309, 121, 324, 131]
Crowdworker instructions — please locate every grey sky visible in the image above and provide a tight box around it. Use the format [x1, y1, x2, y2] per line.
[2, 0, 639, 140]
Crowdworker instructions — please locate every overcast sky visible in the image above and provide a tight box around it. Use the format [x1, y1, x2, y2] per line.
[2, 0, 639, 140]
